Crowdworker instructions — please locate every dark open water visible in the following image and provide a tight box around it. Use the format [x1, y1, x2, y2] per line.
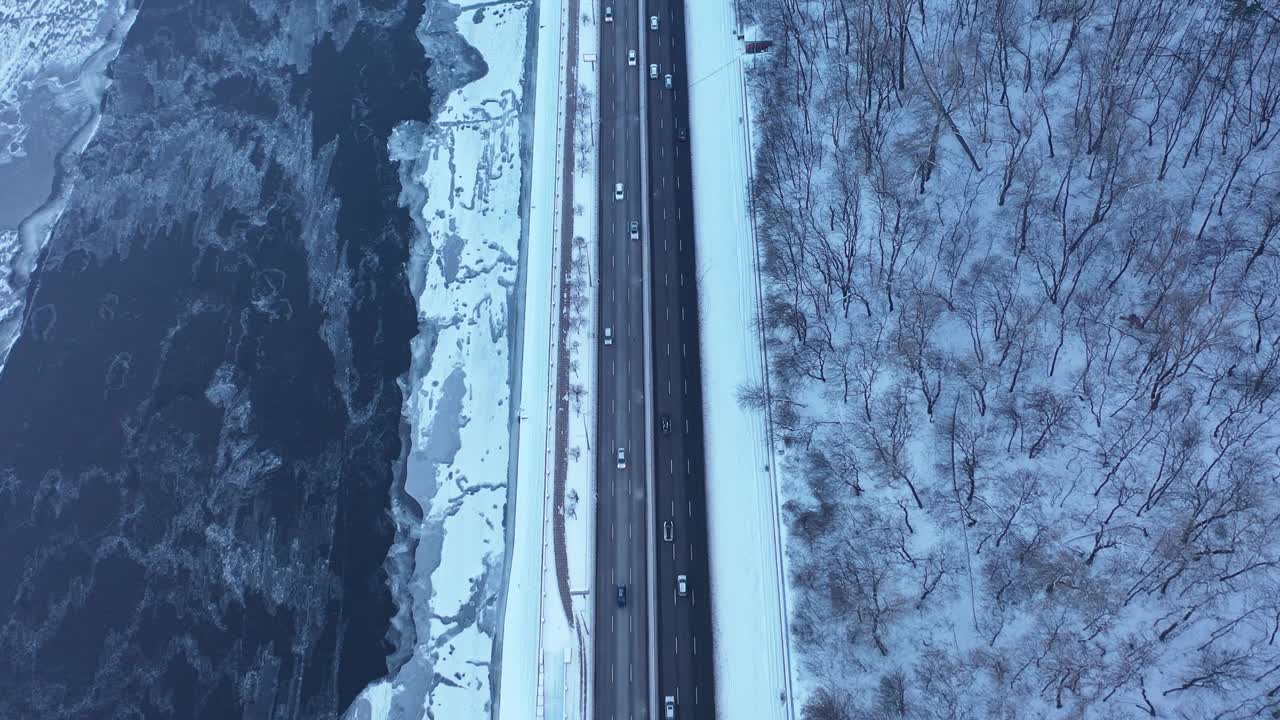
[0, 1, 431, 717]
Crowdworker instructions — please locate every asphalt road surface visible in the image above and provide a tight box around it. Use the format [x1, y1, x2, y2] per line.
[642, 2, 719, 718]
[594, 2, 651, 718]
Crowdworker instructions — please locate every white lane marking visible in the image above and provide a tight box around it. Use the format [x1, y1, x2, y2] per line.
[683, 378, 688, 396]
[665, 342, 670, 356]
[682, 343, 686, 357]
[667, 380, 672, 396]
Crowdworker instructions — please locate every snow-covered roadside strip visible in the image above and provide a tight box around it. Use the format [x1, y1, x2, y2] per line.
[497, 0, 601, 714]
[684, 2, 798, 718]
[543, 3, 601, 718]
[347, 3, 530, 718]
[494, 0, 565, 714]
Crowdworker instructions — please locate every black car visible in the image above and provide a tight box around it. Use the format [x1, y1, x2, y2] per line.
[616, 584, 627, 607]
[676, 127, 688, 142]
[660, 414, 672, 435]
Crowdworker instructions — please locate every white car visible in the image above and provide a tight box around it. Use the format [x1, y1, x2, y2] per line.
[628, 49, 636, 66]
[664, 696, 676, 719]
[616, 448, 626, 469]
[664, 74, 672, 90]
[649, 63, 658, 80]
[605, 6, 613, 22]
[604, 327, 613, 345]
[629, 220, 639, 240]
[614, 182, 624, 200]
[677, 574, 688, 596]
[650, 15, 658, 31]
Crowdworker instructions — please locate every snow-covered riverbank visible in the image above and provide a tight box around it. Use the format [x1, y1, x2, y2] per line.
[345, 2, 532, 718]
[0, 0, 135, 372]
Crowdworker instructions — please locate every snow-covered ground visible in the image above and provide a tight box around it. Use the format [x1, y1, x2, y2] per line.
[346, 2, 531, 718]
[497, 0, 600, 716]
[549, 4, 601, 716]
[684, 3, 797, 718]
[0, 0, 135, 372]
[492, 0, 565, 713]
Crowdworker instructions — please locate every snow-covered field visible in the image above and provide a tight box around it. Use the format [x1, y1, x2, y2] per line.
[684, 2, 797, 718]
[0, 0, 134, 372]
[346, 2, 531, 718]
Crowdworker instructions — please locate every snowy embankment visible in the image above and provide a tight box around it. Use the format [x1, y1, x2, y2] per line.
[0, 0, 136, 372]
[346, 3, 530, 718]
[497, 0, 599, 716]
[493, 0, 563, 713]
[684, 2, 797, 718]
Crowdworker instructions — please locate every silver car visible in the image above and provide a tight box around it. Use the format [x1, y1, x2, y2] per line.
[664, 696, 676, 719]
[677, 574, 688, 596]
[616, 447, 626, 469]
[629, 220, 639, 240]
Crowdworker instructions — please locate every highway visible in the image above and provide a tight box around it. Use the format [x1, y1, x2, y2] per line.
[593, 2, 652, 718]
[595, 1, 717, 718]
[641, 1, 718, 717]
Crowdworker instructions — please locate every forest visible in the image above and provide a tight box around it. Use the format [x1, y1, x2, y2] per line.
[745, 0, 1280, 717]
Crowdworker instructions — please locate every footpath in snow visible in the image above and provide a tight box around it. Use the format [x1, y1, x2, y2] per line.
[684, 2, 797, 717]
